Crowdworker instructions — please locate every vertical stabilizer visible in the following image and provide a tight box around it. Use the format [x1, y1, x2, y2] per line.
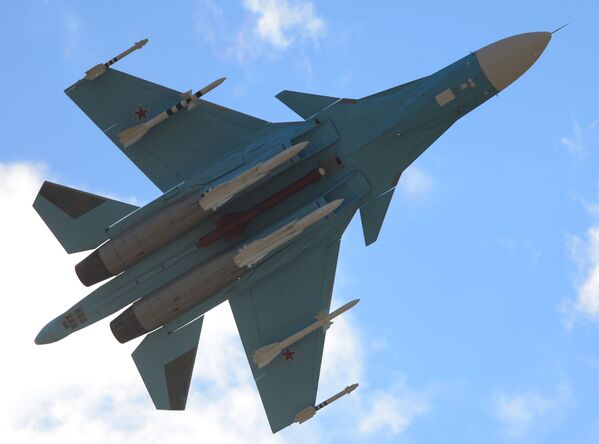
[275, 91, 340, 119]
[359, 189, 395, 246]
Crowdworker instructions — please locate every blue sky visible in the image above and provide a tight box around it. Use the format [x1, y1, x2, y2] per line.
[1, 1, 598, 443]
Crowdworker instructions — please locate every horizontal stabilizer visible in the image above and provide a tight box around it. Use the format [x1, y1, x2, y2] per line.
[33, 181, 138, 253]
[132, 316, 203, 410]
[359, 188, 395, 246]
[276, 90, 339, 119]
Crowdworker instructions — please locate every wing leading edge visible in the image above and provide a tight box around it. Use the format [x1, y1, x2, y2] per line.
[229, 238, 342, 432]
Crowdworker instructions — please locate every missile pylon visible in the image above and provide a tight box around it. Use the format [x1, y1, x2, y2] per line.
[234, 199, 343, 268]
[118, 77, 226, 148]
[252, 299, 360, 369]
[294, 384, 359, 424]
[85, 39, 149, 81]
[199, 141, 310, 211]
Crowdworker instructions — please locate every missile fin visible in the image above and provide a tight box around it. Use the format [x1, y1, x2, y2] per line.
[294, 406, 316, 424]
[118, 123, 150, 148]
[315, 312, 333, 331]
[252, 342, 282, 369]
[85, 64, 107, 82]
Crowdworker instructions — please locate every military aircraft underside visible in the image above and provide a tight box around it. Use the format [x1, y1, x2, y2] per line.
[34, 31, 552, 432]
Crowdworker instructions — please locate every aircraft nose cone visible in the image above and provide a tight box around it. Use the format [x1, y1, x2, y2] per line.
[476, 32, 551, 91]
[35, 319, 63, 345]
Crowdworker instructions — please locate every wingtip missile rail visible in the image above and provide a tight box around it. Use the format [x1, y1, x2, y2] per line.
[294, 384, 359, 424]
[85, 38, 149, 81]
[118, 77, 226, 148]
[253, 299, 360, 369]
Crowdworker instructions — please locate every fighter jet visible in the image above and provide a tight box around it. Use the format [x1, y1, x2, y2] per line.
[34, 31, 552, 432]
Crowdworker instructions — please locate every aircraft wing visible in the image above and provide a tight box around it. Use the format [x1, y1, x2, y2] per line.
[65, 69, 268, 192]
[229, 238, 341, 432]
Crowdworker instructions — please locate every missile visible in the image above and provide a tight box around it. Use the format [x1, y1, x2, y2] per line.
[234, 199, 343, 268]
[118, 77, 226, 148]
[198, 166, 325, 248]
[294, 384, 359, 424]
[199, 141, 310, 211]
[252, 299, 359, 369]
[85, 39, 148, 81]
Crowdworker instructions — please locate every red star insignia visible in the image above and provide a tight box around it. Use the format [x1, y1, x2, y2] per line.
[282, 348, 295, 362]
[133, 105, 149, 120]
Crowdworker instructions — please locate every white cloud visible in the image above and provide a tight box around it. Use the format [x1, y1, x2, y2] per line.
[400, 166, 434, 200]
[0, 161, 430, 442]
[358, 377, 431, 437]
[194, 0, 225, 45]
[560, 118, 599, 326]
[561, 119, 599, 159]
[243, 0, 325, 49]
[195, 0, 325, 65]
[561, 121, 584, 155]
[61, 8, 82, 60]
[492, 384, 572, 438]
[566, 227, 599, 321]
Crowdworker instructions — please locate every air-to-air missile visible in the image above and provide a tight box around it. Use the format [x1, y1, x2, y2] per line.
[85, 39, 148, 81]
[75, 141, 311, 286]
[253, 299, 360, 369]
[233, 199, 343, 268]
[295, 384, 360, 424]
[199, 141, 310, 211]
[118, 77, 226, 147]
[110, 199, 343, 343]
